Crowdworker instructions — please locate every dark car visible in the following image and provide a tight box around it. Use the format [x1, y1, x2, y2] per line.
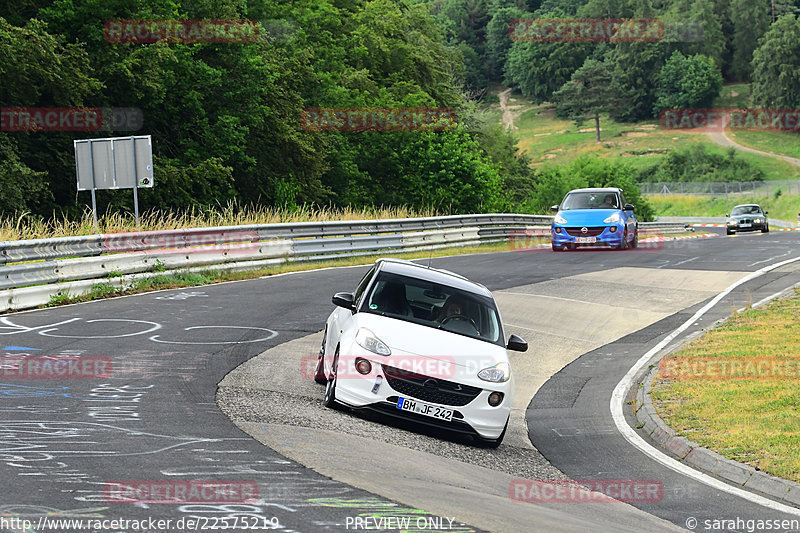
[726, 204, 769, 235]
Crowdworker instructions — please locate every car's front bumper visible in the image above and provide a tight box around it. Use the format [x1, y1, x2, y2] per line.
[551, 224, 625, 248]
[332, 346, 512, 439]
[727, 220, 767, 232]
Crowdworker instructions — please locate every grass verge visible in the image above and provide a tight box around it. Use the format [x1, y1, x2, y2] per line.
[42, 241, 515, 308]
[651, 290, 800, 483]
[1, 204, 438, 242]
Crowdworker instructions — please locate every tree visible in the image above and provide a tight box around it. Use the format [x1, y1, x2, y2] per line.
[528, 156, 655, 220]
[485, 6, 525, 79]
[605, 42, 673, 121]
[729, 0, 770, 80]
[504, 40, 590, 102]
[752, 14, 800, 106]
[552, 59, 619, 142]
[653, 51, 722, 115]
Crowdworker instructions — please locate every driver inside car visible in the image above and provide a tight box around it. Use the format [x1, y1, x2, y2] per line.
[600, 194, 618, 209]
[435, 295, 466, 323]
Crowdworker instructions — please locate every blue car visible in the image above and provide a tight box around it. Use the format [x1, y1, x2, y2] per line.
[550, 187, 639, 251]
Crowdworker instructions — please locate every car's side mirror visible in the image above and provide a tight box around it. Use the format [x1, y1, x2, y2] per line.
[624, 203, 635, 211]
[332, 292, 355, 311]
[550, 205, 560, 212]
[764, 211, 769, 215]
[725, 213, 729, 217]
[507, 334, 528, 352]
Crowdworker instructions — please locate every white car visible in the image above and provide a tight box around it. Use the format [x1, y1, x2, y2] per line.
[314, 258, 527, 447]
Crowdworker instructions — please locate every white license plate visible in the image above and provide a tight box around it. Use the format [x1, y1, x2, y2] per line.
[739, 223, 751, 228]
[576, 237, 596, 243]
[397, 397, 452, 421]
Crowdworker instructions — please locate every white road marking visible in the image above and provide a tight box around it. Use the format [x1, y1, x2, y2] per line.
[748, 250, 792, 267]
[37, 319, 162, 338]
[672, 256, 699, 267]
[149, 326, 277, 344]
[610, 254, 800, 516]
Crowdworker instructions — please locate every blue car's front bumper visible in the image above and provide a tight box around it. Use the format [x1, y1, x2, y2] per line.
[551, 224, 625, 248]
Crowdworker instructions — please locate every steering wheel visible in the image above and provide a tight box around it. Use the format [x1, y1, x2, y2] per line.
[441, 314, 479, 333]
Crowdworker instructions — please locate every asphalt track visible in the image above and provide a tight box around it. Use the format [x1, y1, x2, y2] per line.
[1, 228, 799, 532]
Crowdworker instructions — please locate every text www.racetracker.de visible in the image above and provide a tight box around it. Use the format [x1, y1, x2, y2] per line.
[0, 516, 281, 531]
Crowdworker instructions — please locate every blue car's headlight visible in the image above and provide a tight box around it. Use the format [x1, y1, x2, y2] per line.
[554, 214, 567, 224]
[603, 213, 620, 224]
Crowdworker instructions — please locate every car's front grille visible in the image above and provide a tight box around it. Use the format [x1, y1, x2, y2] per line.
[737, 218, 752, 224]
[382, 365, 482, 406]
[564, 227, 605, 237]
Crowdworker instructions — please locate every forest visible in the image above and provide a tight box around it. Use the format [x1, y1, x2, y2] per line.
[2, 0, 799, 220]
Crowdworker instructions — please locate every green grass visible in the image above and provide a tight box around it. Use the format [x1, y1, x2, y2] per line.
[726, 130, 800, 160]
[712, 83, 752, 108]
[648, 193, 800, 223]
[651, 291, 800, 483]
[0, 204, 438, 242]
[491, 85, 800, 181]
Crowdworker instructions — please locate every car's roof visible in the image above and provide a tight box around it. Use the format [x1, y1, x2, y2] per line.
[566, 187, 622, 193]
[733, 204, 762, 208]
[374, 258, 492, 298]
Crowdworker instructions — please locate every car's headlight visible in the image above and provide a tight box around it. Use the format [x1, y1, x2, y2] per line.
[355, 328, 391, 356]
[603, 213, 620, 224]
[554, 214, 567, 224]
[478, 362, 510, 383]
[754, 218, 763, 223]
[727, 220, 735, 225]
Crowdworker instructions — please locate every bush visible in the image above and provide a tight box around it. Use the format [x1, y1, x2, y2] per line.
[528, 156, 655, 221]
[636, 144, 764, 183]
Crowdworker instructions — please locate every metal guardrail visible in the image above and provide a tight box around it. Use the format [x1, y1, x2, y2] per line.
[0, 215, 689, 311]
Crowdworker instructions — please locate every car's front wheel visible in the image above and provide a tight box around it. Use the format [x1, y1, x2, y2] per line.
[630, 227, 639, 248]
[323, 348, 341, 409]
[617, 229, 629, 250]
[727, 229, 735, 236]
[762, 225, 770, 233]
[314, 327, 328, 385]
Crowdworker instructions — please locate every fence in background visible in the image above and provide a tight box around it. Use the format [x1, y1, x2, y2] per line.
[641, 181, 800, 197]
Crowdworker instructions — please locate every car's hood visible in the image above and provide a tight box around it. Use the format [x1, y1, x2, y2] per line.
[730, 214, 763, 220]
[354, 313, 508, 369]
[554, 209, 618, 226]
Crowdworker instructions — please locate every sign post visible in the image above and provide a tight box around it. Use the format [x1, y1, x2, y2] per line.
[74, 135, 153, 232]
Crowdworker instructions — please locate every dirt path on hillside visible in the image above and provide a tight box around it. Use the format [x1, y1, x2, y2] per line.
[707, 130, 800, 167]
[499, 88, 514, 130]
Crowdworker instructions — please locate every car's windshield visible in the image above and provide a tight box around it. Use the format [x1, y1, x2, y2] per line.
[731, 206, 762, 216]
[361, 272, 503, 345]
[561, 191, 619, 210]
